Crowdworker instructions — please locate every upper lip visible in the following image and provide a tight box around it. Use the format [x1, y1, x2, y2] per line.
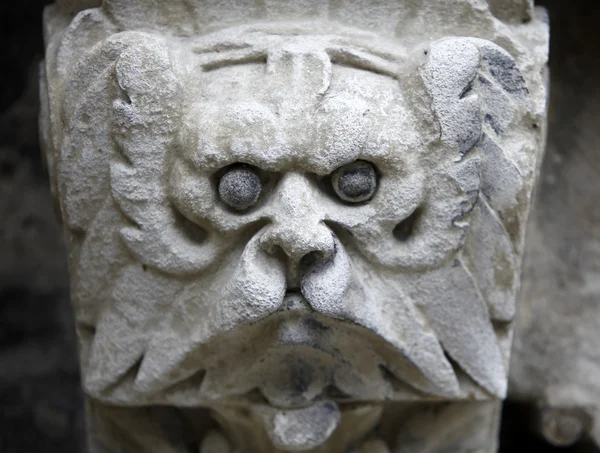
[279, 290, 312, 312]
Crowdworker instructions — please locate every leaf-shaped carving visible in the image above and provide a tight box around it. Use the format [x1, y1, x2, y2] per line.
[463, 198, 518, 322]
[417, 37, 532, 394]
[422, 37, 528, 156]
[85, 264, 180, 398]
[57, 33, 133, 232]
[421, 37, 528, 321]
[413, 262, 507, 397]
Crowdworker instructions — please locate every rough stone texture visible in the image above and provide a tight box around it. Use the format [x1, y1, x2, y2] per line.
[509, 0, 600, 448]
[37, 1, 548, 451]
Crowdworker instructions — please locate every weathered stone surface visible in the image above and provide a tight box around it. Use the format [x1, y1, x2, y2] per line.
[39, 1, 548, 451]
[509, 1, 600, 448]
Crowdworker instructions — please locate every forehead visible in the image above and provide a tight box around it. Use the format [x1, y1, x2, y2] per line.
[200, 60, 400, 103]
[184, 61, 421, 173]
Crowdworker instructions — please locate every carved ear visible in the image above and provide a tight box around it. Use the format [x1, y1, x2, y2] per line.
[422, 37, 528, 155]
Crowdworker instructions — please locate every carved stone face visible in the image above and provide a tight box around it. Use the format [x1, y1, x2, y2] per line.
[161, 61, 439, 407]
[60, 30, 534, 418]
[40, 19, 546, 453]
[41, 1, 548, 450]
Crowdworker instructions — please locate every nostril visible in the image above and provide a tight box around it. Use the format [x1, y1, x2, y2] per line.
[299, 250, 322, 268]
[299, 247, 335, 272]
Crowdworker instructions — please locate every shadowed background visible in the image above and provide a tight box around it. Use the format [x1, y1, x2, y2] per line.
[0, 1, 598, 452]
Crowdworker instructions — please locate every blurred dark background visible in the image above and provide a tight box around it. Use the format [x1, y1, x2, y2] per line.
[0, 1, 598, 452]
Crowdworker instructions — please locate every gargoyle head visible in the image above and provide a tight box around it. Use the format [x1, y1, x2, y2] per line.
[44, 14, 542, 452]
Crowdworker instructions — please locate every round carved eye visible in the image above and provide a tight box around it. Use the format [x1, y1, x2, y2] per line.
[331, 161, 378, 203]
[218, 166, 262, 211]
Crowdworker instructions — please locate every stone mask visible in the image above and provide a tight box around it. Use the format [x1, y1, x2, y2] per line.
[41, 2, 547, 451]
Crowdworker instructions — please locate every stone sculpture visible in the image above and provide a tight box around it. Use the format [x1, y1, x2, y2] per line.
[39, 1, 549, 451]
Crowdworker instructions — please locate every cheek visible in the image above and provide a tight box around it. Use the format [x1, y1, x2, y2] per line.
[340, 156, 481, 271]
[375, 170, 426, 220]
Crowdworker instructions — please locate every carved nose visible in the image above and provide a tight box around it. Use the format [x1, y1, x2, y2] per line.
[261, 224, 334, 263]
[260, 173, 334, 263]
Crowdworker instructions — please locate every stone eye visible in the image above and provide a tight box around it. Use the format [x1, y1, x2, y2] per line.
[218, 166, 262, 211]
[331, 161, 378, 203]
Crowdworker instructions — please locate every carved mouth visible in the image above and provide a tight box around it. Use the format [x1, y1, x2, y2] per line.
[89, 304, 440, 409]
